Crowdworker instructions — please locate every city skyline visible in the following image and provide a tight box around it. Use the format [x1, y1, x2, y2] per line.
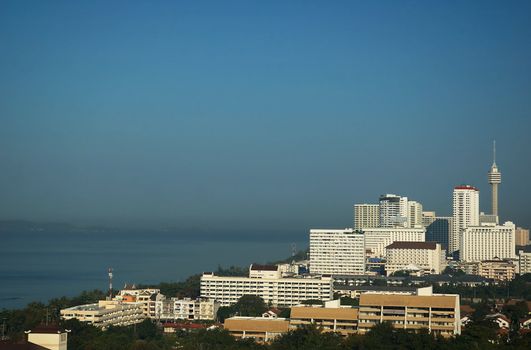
[1, 1, 531, 231]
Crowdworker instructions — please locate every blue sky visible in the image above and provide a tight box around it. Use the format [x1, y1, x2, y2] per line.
[1, 1, 530, 231]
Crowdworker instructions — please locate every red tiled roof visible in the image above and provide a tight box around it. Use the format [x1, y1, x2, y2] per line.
[454, 185, 479, 191]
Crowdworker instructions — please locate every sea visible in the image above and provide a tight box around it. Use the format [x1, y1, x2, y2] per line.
[0, 227, 307, 310]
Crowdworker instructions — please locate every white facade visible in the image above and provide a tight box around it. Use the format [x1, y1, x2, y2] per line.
[408, 201, 423, 228]
[60, 300, 145, 329]
[353, 204, 380, 230]
[200, 273, 333, 307]
[151, 297, 219, 321]
[460, 221, 516, 262]
[309, 229, 365, 275]
[385, 242, 444, 276]
[451, 185, 480, 254]
[27, 329, 68, 350]
[422, 211, 437, 227]
[518, 249, 531, 275]
[361, 227, 425, 258]
[379, 194, 409, 228]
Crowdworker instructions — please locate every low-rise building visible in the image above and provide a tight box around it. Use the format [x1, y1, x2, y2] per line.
[478, 258, 516, 281]
[200, 268, 333, 307]
[149, 296, 219, 321]
[224, 317, 289, 343]
[357, 287, 461, 337]
[25, 326, 68, 350]
[60, 300, 145, 329]
[385, 241, 445, 276]
[289, 300, 358, 336]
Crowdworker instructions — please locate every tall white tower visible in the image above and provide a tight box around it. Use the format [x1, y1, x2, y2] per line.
[488, 141, 501, 217]
[451, 185, 480, 255]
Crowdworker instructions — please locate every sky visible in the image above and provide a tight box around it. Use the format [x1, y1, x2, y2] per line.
[1, 1, 531, 232]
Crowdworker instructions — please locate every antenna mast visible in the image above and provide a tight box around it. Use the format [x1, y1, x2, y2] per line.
[108, 267, 113, 299]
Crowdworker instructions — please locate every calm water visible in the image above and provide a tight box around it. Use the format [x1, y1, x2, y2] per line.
[0, 229, 307, 310]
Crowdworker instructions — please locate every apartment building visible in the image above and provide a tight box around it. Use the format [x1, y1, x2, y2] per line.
[452, 185, 480, 254]
[200, 270, 333, 307]
[385, 241, 445, 276]
[357, 287, 461, 337]
[361, 227, 425, 258]
[460, 222, 516, 262]
[478, 258, 516, 281]
[149, 296, 219, 321]
[515, 227, 530, 246]
[518, 248, 531, 275]
[60, 300, 145, 329]
[309, 229, 365, 275]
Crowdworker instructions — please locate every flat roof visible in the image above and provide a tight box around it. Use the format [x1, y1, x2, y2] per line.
[224, 317, 289, 333]
[291, 306, 358, 320]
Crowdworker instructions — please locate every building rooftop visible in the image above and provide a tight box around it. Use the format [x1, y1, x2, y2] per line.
[386, 241, 438, 250]
[250, 264, 278, 271]
[454, 185, 479, 191]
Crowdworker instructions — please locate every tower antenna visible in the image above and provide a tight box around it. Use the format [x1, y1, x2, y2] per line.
[108, 267, 113, 299]
[493, 140, 496, 165]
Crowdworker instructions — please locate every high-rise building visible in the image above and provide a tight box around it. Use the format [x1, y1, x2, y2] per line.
[422, 211, 437, 227]
[426, 217, 453, 251]
[310, 229, 365, 275]
[515, 227, 530, 246]
[353, 204, 380, 230]
[451, 185, 479, 254]
[408, 201, 423, 228]
[379, 194, 408, 228]
[361, 227, 425, 258]
[460, 221, 516, 262]
[488, 141, 502, 217]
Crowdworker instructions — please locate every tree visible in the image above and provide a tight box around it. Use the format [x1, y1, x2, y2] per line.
[233, 295, 267, 317]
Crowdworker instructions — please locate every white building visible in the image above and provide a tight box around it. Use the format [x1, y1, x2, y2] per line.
[150, 296, 219, 321]
[353, 204, 380, 230]
[60, 300, 145, 329]
[309, 229, 365, 275]
[200, 272, 333, 307]
[25, 326, 68, 350]
[460, 221, 516, 262]
[452, 185, 480, 254]
[385, 241, 445, 276]
[379, 194, 409, 228]
[518, 248, 531, 275]
[361, 227, 425, 258]
[408, 201, 424, 228]
[422, 211, 437, 227]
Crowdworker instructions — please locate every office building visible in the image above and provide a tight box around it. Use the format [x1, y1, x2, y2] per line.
[357, 287, 461, 337]
[379, 194, 409, 228]
[310, 229, 365, 275]
[488, 141, 502, 217]
[451, 185, 480, 254]
[361, 227, 425, 258]
[60, 300, 145, 329]
[385, 242, 445, 276]
[460, 221, 516, 262]
[515, 227, 530, 246]
[354, 204, 380, 230]
[200, 269, 333, 307]
[426, 217, 452, 251]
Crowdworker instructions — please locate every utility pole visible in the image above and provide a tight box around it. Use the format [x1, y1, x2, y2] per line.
[1, 318, 6, 340]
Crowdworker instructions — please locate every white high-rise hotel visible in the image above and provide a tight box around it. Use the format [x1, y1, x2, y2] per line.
[309, 229, 365, 275]
[379, 194, 409, 228]
[451, 185, 479, 254]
